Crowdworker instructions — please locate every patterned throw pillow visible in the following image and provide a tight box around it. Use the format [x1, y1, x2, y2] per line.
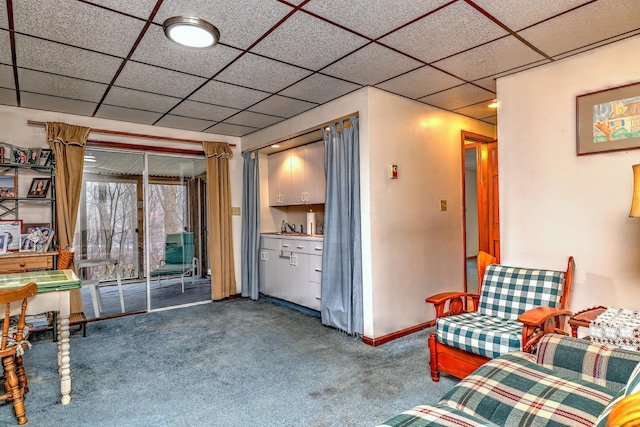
[594, 361, 640, 427]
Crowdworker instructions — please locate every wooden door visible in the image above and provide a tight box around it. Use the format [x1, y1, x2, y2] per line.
[487, 141, 500, 260]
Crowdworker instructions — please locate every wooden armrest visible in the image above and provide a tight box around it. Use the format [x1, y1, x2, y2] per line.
[426, 292, 477, 305]
[518, 307, 572, 326]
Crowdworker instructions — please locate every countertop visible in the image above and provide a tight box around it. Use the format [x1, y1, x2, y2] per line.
[261, 232, 324, 241]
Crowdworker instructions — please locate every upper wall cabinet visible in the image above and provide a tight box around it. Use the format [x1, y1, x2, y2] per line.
[269, 141, 325, 207]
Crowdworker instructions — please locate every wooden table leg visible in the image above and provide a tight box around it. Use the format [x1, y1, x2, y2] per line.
[57, 311, 72, 405]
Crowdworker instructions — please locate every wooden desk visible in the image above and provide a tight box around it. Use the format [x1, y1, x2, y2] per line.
[0, 251, 57, 272]
[0, 269, 80, 405]
[568, 306, 607, 338]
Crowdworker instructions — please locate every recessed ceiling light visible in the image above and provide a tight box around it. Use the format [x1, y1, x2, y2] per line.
[488, 100, 499, 108]
[271, 144, 280, 148]
[163, 16, 220, 49]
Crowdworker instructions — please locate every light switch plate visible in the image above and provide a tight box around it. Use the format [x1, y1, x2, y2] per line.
[232, 207, 241, 216]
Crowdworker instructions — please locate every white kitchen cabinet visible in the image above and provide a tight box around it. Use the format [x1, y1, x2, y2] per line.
[259, 234, 323, 311]
[268, 141, 325, 207]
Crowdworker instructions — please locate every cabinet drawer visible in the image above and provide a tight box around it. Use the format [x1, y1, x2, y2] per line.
[309, 255, 322, 283]
[260, 237, 281, 251]
[0, 253, 54, 271]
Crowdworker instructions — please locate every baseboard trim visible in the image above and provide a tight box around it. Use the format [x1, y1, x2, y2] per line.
[362, 320, 435, 347]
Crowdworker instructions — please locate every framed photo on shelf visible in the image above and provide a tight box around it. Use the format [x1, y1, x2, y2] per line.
[38, 148, 52, 166]
[577, 81, 640, 155]
[22, 222, 50, 234]
[0, 174, 16, 198]
[36, 227, 53, 252]
[12, 147, 27, 164]
[0, 220, 22, 251]
[19, 234, 35, 252]
[27, 148, 40, 165]
[0, 144, 9, 164]
[0, 232, 8, 255]
[26, 177, 51, 198]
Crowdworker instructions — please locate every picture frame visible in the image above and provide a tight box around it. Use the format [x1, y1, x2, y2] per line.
[38, 148, 52, 166]
[22, 222, 50, 234]
[12, 147, 27, 164]
[26, 177, 51, 198]
[577, 81, 640, 156]
[0, 144, 9, 164]
[27, 148, 40, 165]
[0, 174, 17, 198]
[19, 234, 35, 252]
[0, 232, 8, 255]
[0, 220, 22, 251]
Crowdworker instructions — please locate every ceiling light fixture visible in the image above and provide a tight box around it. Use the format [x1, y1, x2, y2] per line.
[488, 100, 499, 108]
[163, 16, 220, 49]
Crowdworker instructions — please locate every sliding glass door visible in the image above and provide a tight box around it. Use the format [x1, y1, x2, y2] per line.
[75, 149, 209, 319]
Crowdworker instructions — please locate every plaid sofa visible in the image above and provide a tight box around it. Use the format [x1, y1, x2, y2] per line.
[437, 265, 565, 359]
[378, 334, 640, 427]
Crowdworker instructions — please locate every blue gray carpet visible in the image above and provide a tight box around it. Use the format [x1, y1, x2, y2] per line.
[2, 299, 457, 426]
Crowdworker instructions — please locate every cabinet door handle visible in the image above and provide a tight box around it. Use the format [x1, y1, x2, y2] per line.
[315, 268, 322, 272]
[296, 245, 304, 249]
[282, 244, 290, 248]
[314, 247, 322, 251]
[315, 297, 321, 300]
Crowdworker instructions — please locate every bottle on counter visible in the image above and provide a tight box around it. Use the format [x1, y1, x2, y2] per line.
[281, 220, 286, 233]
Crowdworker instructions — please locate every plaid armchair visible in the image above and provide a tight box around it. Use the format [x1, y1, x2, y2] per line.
[427, 252, 575, 381]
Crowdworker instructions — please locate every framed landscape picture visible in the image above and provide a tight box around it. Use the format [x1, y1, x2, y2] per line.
[0, 174, 16, 198]
[577, 81, 640, 155]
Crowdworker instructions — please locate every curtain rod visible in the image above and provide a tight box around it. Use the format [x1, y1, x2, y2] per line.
[27, 120, 237, 147]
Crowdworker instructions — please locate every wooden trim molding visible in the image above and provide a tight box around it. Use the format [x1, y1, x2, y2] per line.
[362, 320, 435, 347]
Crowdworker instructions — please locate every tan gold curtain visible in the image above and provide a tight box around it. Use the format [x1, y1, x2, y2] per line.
[47, 122, 90, 313]
[203, 141, 235, 300]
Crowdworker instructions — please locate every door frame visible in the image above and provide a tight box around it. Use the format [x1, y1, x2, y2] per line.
[461, 131, 499, 292]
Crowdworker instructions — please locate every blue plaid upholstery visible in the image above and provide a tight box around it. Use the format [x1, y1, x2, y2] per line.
[436, 312, 522, 359]
[437, 264, 566, 358]
[478, 265, 565, 319]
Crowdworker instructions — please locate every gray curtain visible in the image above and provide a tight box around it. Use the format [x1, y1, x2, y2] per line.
[321, 116, 363, 335]
[241, 149, 261, 300]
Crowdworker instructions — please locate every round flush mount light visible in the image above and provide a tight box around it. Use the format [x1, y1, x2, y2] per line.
[163, 16, 220, 49]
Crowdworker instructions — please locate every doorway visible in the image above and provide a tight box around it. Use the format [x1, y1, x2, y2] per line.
[462, 131, 500, 293]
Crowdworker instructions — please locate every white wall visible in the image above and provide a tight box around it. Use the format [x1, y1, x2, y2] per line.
[366, 88, 495, 337]
[498, 35, 640, 318]
[0, 105, 243, 292]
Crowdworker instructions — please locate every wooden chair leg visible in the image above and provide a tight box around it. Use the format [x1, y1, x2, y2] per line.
[3, 355, 27, 425]
[15, 354, 28, 395]
[428, 333, 440, 382]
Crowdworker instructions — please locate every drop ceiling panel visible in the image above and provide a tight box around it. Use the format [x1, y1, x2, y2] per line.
[279, 74, 361, 104]
[13, 0, 145, 57]
[103, 86, 180, 113]
[375, 66, 465, 99]
[419, 84, 495, 111]
[518, 0, 640, 57]
[170, 100, 240, 122]
[15, 36, 123, 83]
[302, 0, 452, 39]
[154, 115, 215, 132]
[251, 12, 368, 70]
[471, 0, 592, 31]
[0, 31, 10, 64]
[154, 0, 294, 50]
[114, 61, 207, 98]
[18, 69, 108, 102]
[95, 105, 163, 125]
[215, 54, 312, 93]
[224, 111, 284, 128]
[206, 123, 258, 137]
[0, 3, 7, 28]
[189, 80, 270, 110]
[21, 93, 97, 116]
[0, 88, 16, 106]
[552, 32, 640, 60]
[249, 95, 317, 118]
[131, 25, 242, 78]
[433, 36, 548, 81]
[88, 0, 159, 20]
[322, 43, 422, 86]
[379, 1, 508, 64]
[453, 103, 497, 121]
[471, 77, 497, 93]
[0, 64, 14, 89]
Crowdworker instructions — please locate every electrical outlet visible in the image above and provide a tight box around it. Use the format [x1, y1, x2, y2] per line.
[231, 207, 241, 216]
[440, 200, 447, 211]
